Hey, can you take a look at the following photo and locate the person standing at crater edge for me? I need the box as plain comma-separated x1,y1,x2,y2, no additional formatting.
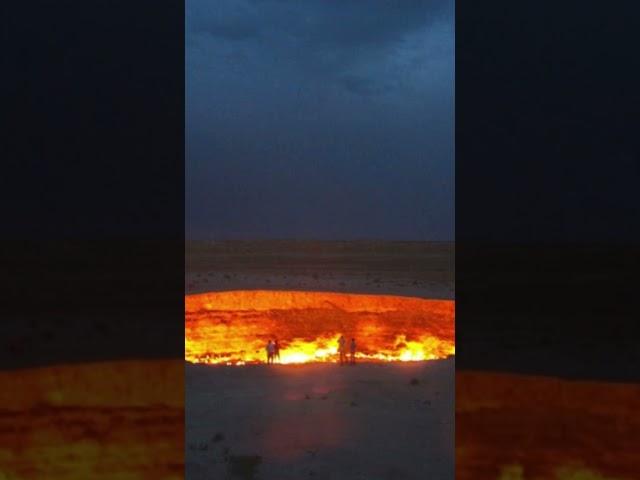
338,335,346,365
266,340,274,364
274,339,281,363
349,338,357,365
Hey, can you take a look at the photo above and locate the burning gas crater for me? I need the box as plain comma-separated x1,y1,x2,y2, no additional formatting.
185,290,455,365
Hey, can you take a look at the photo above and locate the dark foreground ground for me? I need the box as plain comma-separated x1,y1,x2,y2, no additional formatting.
186,359,454,480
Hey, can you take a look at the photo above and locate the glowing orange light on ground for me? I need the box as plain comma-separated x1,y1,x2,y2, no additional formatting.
185,290,455,365
0,360,184,480
456,372,640,480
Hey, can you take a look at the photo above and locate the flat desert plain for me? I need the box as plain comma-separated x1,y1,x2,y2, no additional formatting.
185,240,454,300
186,361,454,480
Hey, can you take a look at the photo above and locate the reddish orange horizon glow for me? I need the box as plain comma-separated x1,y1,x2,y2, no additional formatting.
185,290,455,365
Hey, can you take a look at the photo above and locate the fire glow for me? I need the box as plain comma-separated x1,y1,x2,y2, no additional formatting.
456,372,640,480
0,360,183,479
185,290,455,365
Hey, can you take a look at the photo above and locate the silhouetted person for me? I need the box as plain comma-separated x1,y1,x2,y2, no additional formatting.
274,339,281,363
266,340,274,364
349,338,356,365
338,335,346,365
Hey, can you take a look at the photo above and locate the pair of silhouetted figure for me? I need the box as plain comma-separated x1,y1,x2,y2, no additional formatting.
338,335,356,365
266,339,280,364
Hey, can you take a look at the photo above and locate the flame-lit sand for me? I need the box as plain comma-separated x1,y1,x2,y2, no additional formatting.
0,360,183,480
185,290,455,365
185,359,455,479
457,372,640,480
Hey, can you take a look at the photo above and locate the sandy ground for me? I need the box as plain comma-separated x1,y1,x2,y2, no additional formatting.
186,359,454,480
186,241,454,300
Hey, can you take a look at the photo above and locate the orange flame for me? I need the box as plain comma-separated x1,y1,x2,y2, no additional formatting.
185,290,455,365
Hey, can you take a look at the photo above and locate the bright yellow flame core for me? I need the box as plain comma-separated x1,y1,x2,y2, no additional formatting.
185,290,455,365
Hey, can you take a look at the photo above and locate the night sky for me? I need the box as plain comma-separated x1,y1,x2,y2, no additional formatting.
186,0,454,240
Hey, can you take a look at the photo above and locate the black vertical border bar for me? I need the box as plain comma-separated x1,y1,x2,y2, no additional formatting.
2,1,185,475
3,1,185,366
456,1,640,380
456,1,640,477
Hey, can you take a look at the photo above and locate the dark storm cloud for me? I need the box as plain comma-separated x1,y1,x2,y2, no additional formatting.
187,0,451,90
186,0,454,240
188,0,449,44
